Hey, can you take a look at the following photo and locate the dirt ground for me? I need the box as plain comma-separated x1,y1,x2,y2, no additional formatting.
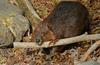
0,0,100,65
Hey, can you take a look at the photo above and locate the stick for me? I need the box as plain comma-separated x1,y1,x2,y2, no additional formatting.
23,0,42,21
13,34,100,48
81,40,100,61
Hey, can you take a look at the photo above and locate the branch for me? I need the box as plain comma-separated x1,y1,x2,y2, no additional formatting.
13,34,100,48
81,40,100,61
23,0,42,21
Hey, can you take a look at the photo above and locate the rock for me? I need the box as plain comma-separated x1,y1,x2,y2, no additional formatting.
0,0,30,48
77,60,100,65
10,15,29,42
0,0,22,16
0,23,14,47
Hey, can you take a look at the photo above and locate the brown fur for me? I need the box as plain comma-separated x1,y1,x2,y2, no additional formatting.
31,1,89,45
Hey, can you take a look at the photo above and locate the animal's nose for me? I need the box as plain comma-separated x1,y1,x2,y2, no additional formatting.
36,39,41,43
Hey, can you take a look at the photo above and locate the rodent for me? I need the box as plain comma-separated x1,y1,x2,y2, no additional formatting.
31,1,89,45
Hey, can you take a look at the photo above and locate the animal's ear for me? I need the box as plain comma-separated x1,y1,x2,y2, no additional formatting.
39,24,48,33
34,26,39,33
45,23,49,30
47,24,53,31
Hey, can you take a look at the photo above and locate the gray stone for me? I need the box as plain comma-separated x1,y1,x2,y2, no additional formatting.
0,0,22,17
0,0,29,48
0,21,14,47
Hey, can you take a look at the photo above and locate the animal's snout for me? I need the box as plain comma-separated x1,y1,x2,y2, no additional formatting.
36,38,41,43
35,35,43,45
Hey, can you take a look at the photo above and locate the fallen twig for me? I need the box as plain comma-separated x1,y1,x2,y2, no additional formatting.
81,40,100,61
14,34,100,48
23,0,42,21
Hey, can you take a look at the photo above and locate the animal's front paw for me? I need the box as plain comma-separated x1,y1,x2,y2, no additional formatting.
49,39,59,46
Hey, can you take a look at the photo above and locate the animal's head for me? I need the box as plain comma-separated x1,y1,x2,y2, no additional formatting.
33,23,50,45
